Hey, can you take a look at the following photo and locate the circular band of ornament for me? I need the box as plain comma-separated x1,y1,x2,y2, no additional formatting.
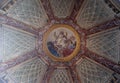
43,24,80,62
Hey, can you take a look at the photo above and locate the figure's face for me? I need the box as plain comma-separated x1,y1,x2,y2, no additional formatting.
59,34,63,38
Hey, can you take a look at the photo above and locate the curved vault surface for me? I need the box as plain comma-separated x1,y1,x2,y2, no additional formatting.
0,0,120,83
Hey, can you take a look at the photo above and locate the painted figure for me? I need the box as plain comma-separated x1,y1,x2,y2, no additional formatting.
47,42,60,57
47,30,76,57
54,31,67,49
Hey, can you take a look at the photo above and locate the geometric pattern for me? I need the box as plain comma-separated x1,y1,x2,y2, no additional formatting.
49,0,74,18
0,72,15,83
76,0,115,29
0,24,36,62
5,57,47,83
87,27,120,63
49,68,72,83
7,0,48,28
76,58,113,83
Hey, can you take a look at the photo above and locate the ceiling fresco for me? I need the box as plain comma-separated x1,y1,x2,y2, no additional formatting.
49,0,75,18
87,27,120,63
76,0,115,29
1,57,47,83
7,0,48,28
76,58,113,83
0,0,120,83
42,24,81,61
49,68,72,83
0,24,36,63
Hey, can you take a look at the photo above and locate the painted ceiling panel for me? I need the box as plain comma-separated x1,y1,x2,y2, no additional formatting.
2,57,47,83
76,58,114,83
49,0,74,18
7,0,48,28
76,0,115,29
49,68,72,83
87,27,120,63
0,24,36,62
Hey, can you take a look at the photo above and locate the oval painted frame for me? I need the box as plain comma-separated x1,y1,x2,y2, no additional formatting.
43,24,80,62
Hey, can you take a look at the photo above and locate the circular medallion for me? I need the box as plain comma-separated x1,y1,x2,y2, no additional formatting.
43,24,80,62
